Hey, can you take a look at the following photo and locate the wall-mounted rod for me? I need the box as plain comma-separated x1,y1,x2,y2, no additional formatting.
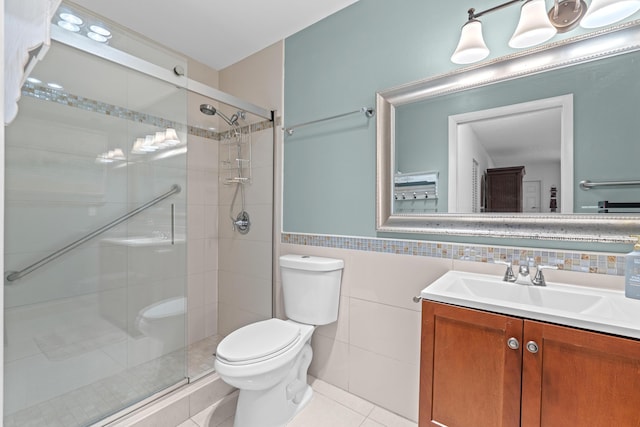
285,107,375,136
580,179,640,190
5,184,181,283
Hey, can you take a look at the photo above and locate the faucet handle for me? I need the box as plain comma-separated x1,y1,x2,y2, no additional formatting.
494,260,516,282
532,264,558,286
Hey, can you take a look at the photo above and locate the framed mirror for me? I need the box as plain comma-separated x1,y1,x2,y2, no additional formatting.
376,21,640,243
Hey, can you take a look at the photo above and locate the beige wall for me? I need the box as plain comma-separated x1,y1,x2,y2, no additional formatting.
219,41,284,113
185,41,284,342
216,41,283,334
186,59,219,344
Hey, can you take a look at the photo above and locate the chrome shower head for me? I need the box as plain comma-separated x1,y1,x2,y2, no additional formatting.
200,104,217,115
199,103,239,126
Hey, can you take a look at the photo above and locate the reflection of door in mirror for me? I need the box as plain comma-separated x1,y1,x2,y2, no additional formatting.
448,95,572,214
523,180,541,213
486,166,525,212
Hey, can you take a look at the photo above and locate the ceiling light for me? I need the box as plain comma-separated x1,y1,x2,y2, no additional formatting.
452,0,640,64
580,0,640,28
509,0,558,48
59,12,83,25
47,82,64,90
58,20,80,32
87,32,108,43
26,77,42,84
89,25,111,37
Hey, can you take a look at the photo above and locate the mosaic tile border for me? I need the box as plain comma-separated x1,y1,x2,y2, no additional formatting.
22,83,275,141
281,233,626,276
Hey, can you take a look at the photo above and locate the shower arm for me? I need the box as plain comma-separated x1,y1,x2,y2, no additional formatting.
5,184,181,283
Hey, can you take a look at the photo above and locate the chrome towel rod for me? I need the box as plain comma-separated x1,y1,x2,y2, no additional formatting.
580,179,640,190
5,184,181,283
285,107,375,135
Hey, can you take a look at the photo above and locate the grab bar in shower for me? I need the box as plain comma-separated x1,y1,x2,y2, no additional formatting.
5,184,181,283
580,179,640,190
284,107,375,135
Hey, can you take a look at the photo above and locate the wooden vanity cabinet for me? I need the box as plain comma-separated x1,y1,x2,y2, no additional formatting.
420,301,640,427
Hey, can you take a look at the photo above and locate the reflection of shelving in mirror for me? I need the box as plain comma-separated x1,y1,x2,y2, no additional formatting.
220,130,251,185
394,171,438,213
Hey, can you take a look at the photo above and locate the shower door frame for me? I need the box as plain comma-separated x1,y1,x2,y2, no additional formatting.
50,26,273,121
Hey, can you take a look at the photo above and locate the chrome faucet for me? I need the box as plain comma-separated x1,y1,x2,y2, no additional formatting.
496,260,558,286
513,262,532,285
531,264,558,286
494,260,516,283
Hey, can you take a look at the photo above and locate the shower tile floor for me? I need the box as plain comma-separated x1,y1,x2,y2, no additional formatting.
3,335,221,427
187,335,221,380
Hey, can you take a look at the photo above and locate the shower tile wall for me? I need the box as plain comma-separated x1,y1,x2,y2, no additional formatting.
217,128,274,335
186,134,219,344
216,43,281,336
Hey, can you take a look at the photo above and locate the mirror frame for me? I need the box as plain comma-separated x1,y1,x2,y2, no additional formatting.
376,20,640,244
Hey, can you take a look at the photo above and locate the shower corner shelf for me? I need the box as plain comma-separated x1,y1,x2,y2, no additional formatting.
221,131,252,185
224,176,251,185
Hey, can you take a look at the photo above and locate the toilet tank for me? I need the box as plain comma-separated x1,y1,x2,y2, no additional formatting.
280,255,344,325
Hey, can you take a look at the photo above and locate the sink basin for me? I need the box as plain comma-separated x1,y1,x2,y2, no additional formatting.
443,276,603,313
421,271,640,339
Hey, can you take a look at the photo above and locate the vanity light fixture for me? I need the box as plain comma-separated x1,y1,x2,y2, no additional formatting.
451,0,640,64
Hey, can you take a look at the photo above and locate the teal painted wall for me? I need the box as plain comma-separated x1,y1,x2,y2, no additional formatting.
283,0,639,250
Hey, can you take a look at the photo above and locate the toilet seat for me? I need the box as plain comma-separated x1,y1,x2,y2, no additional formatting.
217,319,301,365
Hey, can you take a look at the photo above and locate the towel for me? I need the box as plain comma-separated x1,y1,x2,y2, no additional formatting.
4,0,62,125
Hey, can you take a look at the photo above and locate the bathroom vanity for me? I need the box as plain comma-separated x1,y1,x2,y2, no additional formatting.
418,271,640,427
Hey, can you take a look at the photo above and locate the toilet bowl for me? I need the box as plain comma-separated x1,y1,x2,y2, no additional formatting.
136,296,186,354
215,255,344,427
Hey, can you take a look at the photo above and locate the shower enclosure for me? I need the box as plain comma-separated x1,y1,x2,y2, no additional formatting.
4,2,274,426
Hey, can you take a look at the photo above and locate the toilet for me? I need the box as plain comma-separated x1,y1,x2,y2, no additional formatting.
214,254,344,427
136,296,186,354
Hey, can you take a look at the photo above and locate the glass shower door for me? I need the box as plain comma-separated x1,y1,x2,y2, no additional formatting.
3,34,188,426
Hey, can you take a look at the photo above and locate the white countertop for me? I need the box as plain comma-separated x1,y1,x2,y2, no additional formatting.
421,270,640,340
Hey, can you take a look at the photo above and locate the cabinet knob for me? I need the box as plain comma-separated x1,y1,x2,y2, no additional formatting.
526,341,539,353
507,337,520,350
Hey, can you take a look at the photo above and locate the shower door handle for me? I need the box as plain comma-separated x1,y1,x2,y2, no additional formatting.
171,203,175,245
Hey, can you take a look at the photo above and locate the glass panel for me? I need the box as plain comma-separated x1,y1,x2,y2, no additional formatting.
3,34,187,427
185,91,275,380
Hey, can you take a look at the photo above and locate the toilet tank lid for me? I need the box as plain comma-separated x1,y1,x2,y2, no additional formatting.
280,255,344,271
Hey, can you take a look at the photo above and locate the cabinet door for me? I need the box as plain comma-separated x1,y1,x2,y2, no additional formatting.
522,320,640,427
420,302,523,427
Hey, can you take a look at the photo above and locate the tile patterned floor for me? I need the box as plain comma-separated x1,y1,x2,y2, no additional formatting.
180,377,418,427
